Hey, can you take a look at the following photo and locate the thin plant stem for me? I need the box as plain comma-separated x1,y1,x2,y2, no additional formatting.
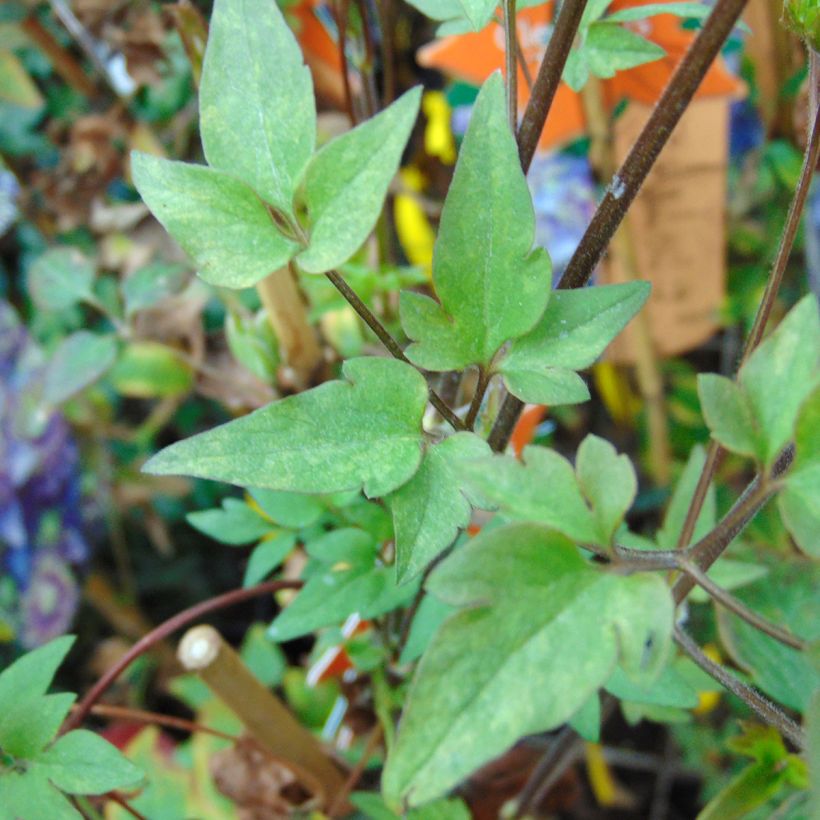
515,31,533,91
677,560,805,651
503,0,518,134
72,703,238,742
673,625,805,749
375,0,395,105
64,580,303,733
490,0,752,452
676,98,820,549
465,367,490,430
334,0,357,126
328,724,384,817
106,794,147,820
324,270,466,430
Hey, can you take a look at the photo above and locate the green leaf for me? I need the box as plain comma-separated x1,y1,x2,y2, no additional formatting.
562,48,590,92
739,294,820,466
656,445,716,549
131,153,298,289
605,660,699,709
399,594,455,665
297,87,421,274
576,435,636,545
0,635,75,714
584,23,666,79
808,688,820,820
122,262,188,316
389,432,491,583
400,73,551,371
0,49,43,108
687,559,769,604
459,445,597,543
109,341,194,398
0,769,81,820
382,523,673,806
455,0,497,30
0,692,75,759
43,332,118,405
497,283,650,406
243,532,297,587
248,488,324,529
568,693,601,742
28,248,96,311
187,498,273,545
697,374,758,459
269,529,417,642
198,0,315,216
225,310,280,382
778,387,820,557
350,792,471,819
605,2,713,23
32,729,143,795
403,0,463,22
240,623,286,687
144,357,427,498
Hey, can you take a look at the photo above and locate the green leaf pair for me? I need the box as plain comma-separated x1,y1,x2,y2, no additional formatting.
0,637,143,819
382,523,674,806
132,0,421,288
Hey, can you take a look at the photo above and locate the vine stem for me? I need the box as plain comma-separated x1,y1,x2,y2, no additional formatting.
676,93,820,549
63,579,303,734
327,724,384,817
465,367,490,430
490,0,752,452
503,0,518,134
324,270,466,431
673,625,805,749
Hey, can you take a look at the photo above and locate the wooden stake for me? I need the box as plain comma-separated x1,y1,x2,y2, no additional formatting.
177,624,347,808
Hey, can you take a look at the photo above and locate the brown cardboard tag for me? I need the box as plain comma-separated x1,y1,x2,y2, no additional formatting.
600,97,729,363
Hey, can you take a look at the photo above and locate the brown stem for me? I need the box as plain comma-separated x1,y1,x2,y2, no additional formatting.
673,625,804,749
489,0,752,452
677,95,820,548
465,367,490,430
324,270,465,430
71,703,238,741
63,580,303,733
334,0,357,126
106,793,147,820
503,0,518,134
21,16,97,97
327,724,384,817
375,0,395,106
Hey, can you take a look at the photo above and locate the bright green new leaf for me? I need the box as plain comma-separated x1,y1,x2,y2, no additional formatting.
109,341,194,399
738,293,820,466
297,87,422,274
32,729,143,795
455,0,498,30
576,435,636,545
122,262,188,316
198,0,315,215
0,769,81,820
28,248,96,312
243,533,297,587
584,22,666,79
44,332,118,405
0,692,75,759
269,529,417,641
0,635,75,712
656,445,716,549
401,73,551,371
187,498,273,545
778,386,820,557
497,283,650,406
389,432,491,583
131,153,298,289
403,0,462,22
382,524,673,805
459,445,597,543
241,623,287,687
225,310,280,382
697,374,758,458
144,357,427,498
249,488,324,529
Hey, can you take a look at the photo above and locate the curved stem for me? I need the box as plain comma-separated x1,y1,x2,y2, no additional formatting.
673,625,804,749
503,0,518,134
63,579,303,734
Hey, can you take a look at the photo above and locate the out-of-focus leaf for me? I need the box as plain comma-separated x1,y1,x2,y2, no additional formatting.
109,341,194,398
28,248,96,312
44,332,118,404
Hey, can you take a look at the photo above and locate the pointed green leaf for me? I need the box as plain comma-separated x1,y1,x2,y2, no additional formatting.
108,341,194,399
0,693,75,758
44,332,118,405
400,73,551,371
568,693,601,742
122,262,188,316
576,435,636,545
243,533,297,587
605,3,713,23
33,729,143,795
0,635,75,715
28,248,96,312
389,432,491,583
605,660,699,709
778,386,820,557
0,769,81,820
697,374,758,458
460,445,598,544
382,523,673,805
497,283,650,406
403,0,463,22
248,488,324,529
131,153,298,289
144,357,427,498
297,87,422,274
656,445,716,549
199,0,315,215
187,498,273,545
739,294,820,466
585,23,666,79
456,0,497,30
